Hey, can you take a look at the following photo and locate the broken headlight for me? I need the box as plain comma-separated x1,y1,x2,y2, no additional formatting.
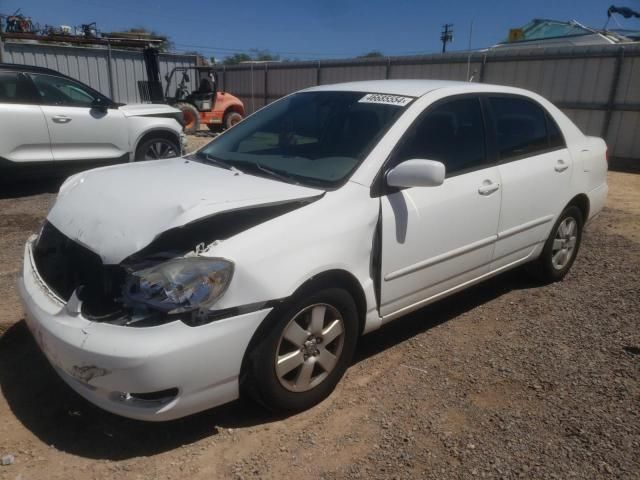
123,257,233,316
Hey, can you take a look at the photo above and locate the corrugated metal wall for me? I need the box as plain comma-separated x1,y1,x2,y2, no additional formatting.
218,44,640,160
3,42,198,104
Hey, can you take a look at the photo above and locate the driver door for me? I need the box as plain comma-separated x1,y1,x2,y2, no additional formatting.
29,73,129,163
379,96,502,318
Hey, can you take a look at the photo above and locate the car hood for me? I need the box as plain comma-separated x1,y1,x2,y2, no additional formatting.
118,103,181,117
47,158,323,264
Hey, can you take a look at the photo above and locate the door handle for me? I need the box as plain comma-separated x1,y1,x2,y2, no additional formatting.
478,182,500,196
52,115,71,123
554,159,569,172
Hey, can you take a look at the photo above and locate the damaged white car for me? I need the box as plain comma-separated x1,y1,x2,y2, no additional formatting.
19,80,608,421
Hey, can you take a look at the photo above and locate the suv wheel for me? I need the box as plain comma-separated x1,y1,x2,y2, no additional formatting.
135,137,180,161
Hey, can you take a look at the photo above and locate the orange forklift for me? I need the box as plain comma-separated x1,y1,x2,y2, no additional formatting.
164,66,245,133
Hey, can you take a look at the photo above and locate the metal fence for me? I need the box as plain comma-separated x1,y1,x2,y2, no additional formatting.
216,44,640,161
1,41,198,104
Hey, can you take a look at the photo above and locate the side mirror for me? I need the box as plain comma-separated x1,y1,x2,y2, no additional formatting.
386,159,445,188
91,97,109,111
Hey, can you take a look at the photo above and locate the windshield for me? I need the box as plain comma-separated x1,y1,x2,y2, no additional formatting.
195,91,412,188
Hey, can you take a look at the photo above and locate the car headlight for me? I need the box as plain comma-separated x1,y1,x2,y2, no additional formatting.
123,257,233,316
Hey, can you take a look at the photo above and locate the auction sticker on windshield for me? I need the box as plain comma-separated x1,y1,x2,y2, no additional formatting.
359,93,413,106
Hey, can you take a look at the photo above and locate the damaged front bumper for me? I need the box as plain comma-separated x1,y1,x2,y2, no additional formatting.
18,237,270,421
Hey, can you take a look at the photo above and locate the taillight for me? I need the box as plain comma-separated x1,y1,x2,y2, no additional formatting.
605,147,609,163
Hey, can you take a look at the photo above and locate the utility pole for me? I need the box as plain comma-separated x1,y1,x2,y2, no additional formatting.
441,24,453,53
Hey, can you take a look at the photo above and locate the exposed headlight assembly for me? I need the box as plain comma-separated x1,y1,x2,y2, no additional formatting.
123,257,233,321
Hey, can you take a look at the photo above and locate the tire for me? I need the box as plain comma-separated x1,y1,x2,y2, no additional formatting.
224,110,243,130
134,136,180,161
527,205,583,283
243,288,359,412
176,102,200,134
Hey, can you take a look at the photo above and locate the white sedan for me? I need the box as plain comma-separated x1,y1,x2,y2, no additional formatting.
18,80,608,421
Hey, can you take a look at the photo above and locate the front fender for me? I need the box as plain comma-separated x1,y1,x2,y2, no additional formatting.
127,117,184,158
205,182,379,326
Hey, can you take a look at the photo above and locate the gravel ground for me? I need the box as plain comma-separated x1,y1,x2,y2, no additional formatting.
0,154,638,479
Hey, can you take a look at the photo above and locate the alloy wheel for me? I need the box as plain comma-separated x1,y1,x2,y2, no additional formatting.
144,140,178,160
275,304,345,392
551,216,578,270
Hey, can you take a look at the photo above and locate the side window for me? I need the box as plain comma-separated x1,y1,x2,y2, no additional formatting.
30,74,98,107
488,96,549,159
546,113,566,149
0,72,37,104
394,97,486,176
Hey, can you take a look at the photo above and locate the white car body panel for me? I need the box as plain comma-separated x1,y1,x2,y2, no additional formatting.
41,105,130,162
18,79,609,420
49,158,323,264
379,165,502,317
0,103,53,163
492,147,573,270
118,103,184,117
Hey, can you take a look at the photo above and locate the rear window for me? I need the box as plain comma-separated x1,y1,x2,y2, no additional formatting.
0,72,36,104
488,96,549,159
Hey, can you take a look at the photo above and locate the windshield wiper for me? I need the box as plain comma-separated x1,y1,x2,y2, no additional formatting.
230,159,300,185
254,163,299,185
192,152,242,173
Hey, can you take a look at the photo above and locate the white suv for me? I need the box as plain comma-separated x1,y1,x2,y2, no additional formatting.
0,63,185,175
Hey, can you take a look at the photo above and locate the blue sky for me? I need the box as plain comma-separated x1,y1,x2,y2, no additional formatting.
1,0,637,60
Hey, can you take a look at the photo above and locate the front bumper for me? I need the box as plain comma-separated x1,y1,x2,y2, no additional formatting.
18,237,270,421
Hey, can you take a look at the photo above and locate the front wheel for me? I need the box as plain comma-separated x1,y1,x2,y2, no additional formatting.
134,136,180,161
528,205,583,282
243,288,358,412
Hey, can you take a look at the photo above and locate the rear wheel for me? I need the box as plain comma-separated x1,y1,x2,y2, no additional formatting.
134,136,180,161
176,102,200,134
243,288,358,412
224,110,242,130
528,205,583,282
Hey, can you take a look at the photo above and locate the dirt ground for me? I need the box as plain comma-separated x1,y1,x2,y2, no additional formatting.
0,155,638,479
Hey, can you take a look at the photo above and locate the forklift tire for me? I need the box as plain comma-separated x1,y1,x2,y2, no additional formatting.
177,102,200,134
224,111,243,130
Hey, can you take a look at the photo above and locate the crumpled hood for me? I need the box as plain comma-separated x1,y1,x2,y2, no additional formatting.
118,103,182,117
48,158,323,264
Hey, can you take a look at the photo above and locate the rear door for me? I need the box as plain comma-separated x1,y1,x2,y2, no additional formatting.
29,73,130,163
485,95,572,270
0,71,53,166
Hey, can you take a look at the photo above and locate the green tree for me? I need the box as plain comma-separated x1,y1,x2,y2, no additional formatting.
222,49,281,65
359,50,384,58
223,53,252,65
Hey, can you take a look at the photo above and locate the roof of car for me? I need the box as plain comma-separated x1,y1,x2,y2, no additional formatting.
0,63,64,76
303,79,475,97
